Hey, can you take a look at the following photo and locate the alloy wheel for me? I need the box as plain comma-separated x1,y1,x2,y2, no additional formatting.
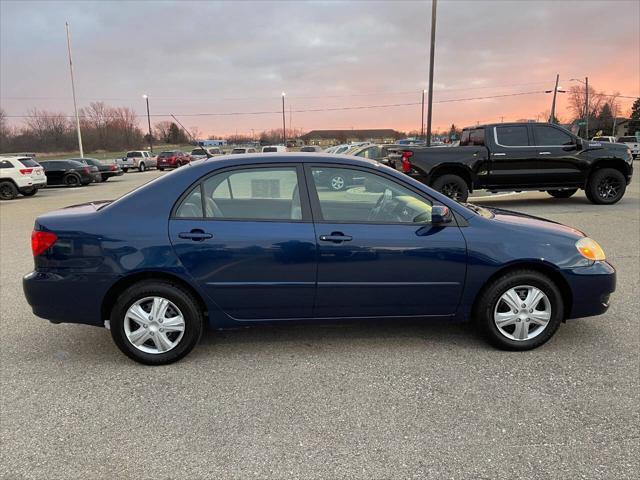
0,184,14,199
597,176,622,200
493,285,551,341
331,176,345,190
124,296,186,354
440,182,463,201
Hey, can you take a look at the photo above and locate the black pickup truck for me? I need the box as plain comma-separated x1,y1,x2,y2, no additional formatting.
390,122,634,204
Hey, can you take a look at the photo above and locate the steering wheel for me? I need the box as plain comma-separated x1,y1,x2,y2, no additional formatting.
368,189,393,221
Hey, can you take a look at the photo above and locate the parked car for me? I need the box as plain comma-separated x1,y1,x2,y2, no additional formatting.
390,122,634,204
117,151,157,172
261,145,288,153
299,146,323,152
0,156,47,200
39,160,98,187
156,150,191,171
617,136,639,159
230,147,257,154
349,144,404,165
74,158,123,182
591,136,616,143
23,154,616,364
190,147,224,160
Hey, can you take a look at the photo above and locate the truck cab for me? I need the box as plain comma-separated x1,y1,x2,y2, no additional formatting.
117,151,157,172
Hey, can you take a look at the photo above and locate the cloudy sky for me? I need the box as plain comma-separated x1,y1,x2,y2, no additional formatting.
1,0,639,137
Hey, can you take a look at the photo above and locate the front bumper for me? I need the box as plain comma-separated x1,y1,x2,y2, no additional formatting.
564,261,616,319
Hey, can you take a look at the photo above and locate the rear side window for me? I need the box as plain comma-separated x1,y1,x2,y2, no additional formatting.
495,126,529,146
0,160,13,168
533,126,573,146
175,186,204,218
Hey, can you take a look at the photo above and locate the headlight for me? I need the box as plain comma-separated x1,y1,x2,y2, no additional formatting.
576,237,606,261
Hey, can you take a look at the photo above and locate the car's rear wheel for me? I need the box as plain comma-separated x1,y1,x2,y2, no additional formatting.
0,181,18,200
139,162,146,172
547,189,577,199
110,281,203,365
64,174,80,187
475,270,563,350
20,187,38,197
122,168,129,173
586,168,626,204
431,174,469,202
158,167,165,171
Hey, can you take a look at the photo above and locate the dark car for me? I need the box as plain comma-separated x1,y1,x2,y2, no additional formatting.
390,122,634,204
156,150,191,171
73,158,123,182
24,155,615,365
39,160,98,187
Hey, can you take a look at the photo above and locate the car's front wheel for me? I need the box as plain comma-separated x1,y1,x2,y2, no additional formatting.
110,281,203,365
64,173,80,187
0,181,18,200
475,270,563,350
547,189,577,199
586,168,626,205
138,162,146,172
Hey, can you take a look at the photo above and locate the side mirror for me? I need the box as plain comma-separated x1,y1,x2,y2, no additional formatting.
574,138,583,150
431,205,452,225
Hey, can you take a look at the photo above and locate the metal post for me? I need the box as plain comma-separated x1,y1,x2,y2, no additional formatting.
281,92,286,145
549,74,559,124
425,0,437,147
585,77,589,139
420,90,425,139
144,95,153,152
65,22,83,157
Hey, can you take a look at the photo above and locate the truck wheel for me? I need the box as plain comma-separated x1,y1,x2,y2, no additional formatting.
0,181,18,200
20,187,38,197
586,168,626,205
431,174,469,202
547,189,577,199
122,168,129,173
138,162,146,172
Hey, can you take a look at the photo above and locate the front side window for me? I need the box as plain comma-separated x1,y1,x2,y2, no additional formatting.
495,126,529,146
533,125,574,146
175,167,302,220
310,167,432,223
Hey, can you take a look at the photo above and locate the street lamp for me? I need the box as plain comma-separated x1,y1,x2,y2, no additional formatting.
142,94,153,152
421,89,426,140
570,77,589,138
281,92,286,146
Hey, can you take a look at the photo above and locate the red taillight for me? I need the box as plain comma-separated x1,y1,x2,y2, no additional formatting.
83,167,91,173
401,151,413,173
31,230,58,256
19,168,34,175
109,165,117,171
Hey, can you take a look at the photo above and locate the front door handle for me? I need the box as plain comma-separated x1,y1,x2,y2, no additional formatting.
493,153,506,156
319,233,353,243
178,229,213,241
539,151,551,155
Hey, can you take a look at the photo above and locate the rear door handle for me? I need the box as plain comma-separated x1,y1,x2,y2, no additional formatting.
178,229,213,241
493,153,506,156
539,151,551,155
319,233,353,243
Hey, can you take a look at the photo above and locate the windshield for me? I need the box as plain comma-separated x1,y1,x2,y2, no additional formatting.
618,137,638,143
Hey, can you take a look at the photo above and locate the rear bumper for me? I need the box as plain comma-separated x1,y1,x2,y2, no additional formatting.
564,261,616,319
23,270,118,326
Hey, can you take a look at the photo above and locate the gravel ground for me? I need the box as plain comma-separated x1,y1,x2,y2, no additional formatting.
1,169,638,479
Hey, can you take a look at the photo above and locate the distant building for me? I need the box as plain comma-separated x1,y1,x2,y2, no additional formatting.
300,129,403,147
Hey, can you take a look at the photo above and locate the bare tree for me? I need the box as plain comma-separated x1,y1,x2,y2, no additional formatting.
567,85,605,121
154,121,173,143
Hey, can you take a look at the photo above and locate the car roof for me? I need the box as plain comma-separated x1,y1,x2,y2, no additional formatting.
0,155,35,161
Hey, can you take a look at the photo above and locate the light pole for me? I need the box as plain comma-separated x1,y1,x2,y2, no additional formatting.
281,92,286,145
545,74,565,124
65,22,83,157
425,0,437,147
142,94,153,152
570,77,589,138
420,89,426,140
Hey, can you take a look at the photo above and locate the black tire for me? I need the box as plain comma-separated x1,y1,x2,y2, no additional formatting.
64,174,81,187
0,181,18,200
158,167,165,171
138,162,146,172
20,187,38,197
475,270,563,351
122,168,129,173
431,174,469,202
101,175,109,182
586,168,626,205
547,189,577,199
109,281,203,365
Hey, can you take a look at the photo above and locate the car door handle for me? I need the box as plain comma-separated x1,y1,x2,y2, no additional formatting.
493,153,506,156
319,233,353,243
178,229,213,241
539,151,551,155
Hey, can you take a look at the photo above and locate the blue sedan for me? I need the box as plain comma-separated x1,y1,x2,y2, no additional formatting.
23,154,615,364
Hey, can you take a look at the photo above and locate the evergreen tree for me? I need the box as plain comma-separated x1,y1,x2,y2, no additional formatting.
631,98,640,120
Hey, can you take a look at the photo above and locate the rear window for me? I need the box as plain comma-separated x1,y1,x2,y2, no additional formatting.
592,137,611,142
127,152,142,158
618,136,638,143
231,148,245,154
263,147,277,153
495,126,529,146
19,158,39,167
469,128,485,146
159,151,176,157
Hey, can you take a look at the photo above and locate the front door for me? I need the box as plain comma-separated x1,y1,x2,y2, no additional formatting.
169,164,317,320
530,124,584,187
306,165,467,318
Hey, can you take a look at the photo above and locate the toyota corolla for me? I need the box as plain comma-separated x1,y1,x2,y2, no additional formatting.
23,154,615,364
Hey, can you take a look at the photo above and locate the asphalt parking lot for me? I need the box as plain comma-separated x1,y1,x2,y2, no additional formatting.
1,170,638,479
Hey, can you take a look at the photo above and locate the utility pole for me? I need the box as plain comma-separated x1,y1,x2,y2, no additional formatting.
585,77,589,139
420,89,426,139
281,92,286,145
65,22,83,157
549,74,559,124
142,95,153,152
425,0,437,147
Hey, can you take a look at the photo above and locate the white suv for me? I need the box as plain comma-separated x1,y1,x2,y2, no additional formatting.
0,156,47,200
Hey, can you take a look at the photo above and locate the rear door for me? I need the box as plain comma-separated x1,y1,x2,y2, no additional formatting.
169,164,317,320
42,161,64,184
306,165,467,318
